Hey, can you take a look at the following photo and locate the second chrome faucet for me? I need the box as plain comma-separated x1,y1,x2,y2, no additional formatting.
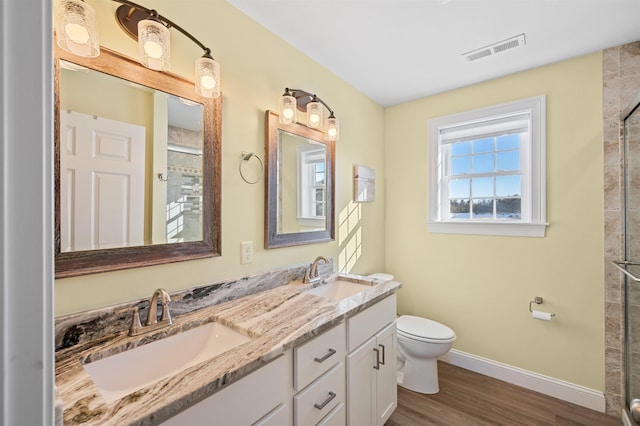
304,256,329,283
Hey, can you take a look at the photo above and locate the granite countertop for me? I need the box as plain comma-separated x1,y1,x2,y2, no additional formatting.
55,274,401,425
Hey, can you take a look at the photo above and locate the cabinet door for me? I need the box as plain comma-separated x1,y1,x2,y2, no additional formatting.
375,322,397,426
346,336,376,426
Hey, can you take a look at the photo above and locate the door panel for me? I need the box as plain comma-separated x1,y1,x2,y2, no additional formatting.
60,110,145,251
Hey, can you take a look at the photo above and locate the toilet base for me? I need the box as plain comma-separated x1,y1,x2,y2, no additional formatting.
398,357,440,394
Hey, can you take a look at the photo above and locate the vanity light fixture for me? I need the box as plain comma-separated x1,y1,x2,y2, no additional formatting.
279,88,340,141
136,10,170,71
55,0,100,58
114,0,221,98
54,0,221,98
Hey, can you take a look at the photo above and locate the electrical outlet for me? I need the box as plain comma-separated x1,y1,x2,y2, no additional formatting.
241,241,253,264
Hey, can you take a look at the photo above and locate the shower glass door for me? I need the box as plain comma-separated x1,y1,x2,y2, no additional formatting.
624,96,640,422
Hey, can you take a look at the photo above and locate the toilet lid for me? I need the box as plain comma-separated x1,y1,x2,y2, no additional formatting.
397,315,455,341
368,273,394,281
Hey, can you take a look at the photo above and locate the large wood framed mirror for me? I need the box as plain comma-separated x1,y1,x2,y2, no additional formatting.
54,46,221,278
265,110,335,248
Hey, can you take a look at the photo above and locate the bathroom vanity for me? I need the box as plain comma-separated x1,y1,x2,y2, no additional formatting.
54,271,400,425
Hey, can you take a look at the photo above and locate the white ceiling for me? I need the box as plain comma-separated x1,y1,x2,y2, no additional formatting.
227,0,640,107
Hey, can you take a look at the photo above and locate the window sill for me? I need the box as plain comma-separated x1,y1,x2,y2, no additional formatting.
427,221,548,237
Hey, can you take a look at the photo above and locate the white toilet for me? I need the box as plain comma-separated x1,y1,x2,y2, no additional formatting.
396,315,456,394
367,273,456,395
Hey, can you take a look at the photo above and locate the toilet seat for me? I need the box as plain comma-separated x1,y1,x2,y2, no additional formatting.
397,315,456,343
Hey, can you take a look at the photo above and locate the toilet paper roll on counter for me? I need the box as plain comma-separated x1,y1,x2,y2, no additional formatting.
532,310,553,321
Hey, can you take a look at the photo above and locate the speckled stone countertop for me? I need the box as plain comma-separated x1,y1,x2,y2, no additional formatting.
55,273,401,425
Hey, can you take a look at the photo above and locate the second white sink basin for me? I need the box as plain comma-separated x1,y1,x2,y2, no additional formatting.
83,322,252,403
304,280,371,301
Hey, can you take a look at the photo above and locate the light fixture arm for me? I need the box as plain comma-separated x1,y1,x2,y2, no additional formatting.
286,88,335,116
112,0,212,56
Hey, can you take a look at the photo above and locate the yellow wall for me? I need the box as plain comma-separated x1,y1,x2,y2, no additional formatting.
384,53,605,390
55,1,386,315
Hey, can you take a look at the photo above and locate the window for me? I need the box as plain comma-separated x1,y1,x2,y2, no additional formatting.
427,96,547,237
297,146,326,228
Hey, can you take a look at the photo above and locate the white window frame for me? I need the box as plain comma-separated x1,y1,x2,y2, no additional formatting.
427,96,547,237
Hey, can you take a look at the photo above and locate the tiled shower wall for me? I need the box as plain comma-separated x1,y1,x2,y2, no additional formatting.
603,41,640,416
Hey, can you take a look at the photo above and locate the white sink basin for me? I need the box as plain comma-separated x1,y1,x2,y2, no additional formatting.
83,322,252,403
304,280,371,301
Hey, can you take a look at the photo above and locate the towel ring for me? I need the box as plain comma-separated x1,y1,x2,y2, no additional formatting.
239,151,264,184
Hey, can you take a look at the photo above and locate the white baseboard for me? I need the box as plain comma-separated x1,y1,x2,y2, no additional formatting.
440,349,606,413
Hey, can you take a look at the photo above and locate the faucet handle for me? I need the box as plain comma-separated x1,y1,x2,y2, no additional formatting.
116,306,143,336
160,298,173,324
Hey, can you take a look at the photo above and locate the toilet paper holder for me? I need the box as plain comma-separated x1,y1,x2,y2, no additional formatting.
529,296,556,317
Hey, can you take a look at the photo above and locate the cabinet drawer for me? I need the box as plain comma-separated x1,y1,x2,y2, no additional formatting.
347,295,396,352
253,403,289,426
295,322,345,391
317,402,345,426
294,363,345,426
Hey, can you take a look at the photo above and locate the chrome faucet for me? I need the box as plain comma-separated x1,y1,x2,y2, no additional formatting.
123,288,173,336
304,256,329,283
146,288,172,326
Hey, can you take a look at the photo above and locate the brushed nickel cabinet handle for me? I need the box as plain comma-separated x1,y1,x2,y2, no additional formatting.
373,348,380,370
379,344,386,365
314,391,336,410
314,348,337,363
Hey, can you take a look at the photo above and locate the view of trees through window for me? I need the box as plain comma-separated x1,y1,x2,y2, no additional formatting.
447,133,522,220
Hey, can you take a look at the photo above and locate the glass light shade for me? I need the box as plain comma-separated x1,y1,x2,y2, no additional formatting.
326,116,340,141
195,56,220,98
138,18,170,71
279,94,297,125
307,101,323,129
55,0,100,58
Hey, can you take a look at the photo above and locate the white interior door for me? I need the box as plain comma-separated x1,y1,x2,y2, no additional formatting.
60,110,146,251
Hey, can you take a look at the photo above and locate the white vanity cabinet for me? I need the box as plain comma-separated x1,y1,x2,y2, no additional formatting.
294,322,346,425
161,351,293,426
158,294,398,426
346,295,397,426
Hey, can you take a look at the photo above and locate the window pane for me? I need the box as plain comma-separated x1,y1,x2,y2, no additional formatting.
315,203,324,216
315,188,325,202
473,153,494,173
497,134,520,150
451,156,471,175
472,177,493,198
496,175,521,197
449,178,469,198
315,173,325,185
497,198,521,219
316,162,325,172
449,199,470,218
451,141,471,155
473,138,494,153
497,150,520,171
472,198,493,218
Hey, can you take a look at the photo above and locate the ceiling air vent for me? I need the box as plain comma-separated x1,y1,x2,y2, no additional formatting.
462,33,526,62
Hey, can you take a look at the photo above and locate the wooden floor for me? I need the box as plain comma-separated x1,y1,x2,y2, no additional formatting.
385,362,621,426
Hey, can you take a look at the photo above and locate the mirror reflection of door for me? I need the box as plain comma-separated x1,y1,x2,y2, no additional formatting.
277,129,327,234
60,110,145,251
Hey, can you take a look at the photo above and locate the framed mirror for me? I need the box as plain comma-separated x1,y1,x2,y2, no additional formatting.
54,45,221,278
265,110,335,248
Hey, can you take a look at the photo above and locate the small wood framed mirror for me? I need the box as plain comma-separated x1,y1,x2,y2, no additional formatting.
265,110,335,248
